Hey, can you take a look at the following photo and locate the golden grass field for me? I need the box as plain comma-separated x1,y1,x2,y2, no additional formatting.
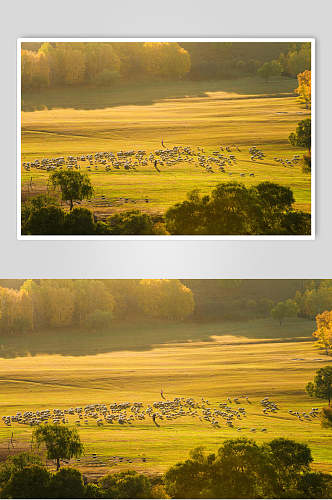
0,318,330,478
21,78,311,218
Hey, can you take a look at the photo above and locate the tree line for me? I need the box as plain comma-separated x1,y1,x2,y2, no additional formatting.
0,280,194,335
21,41,311,90
0,435,331,498
3,279,329,332
21,42,191,90
270,280,332,327
21,181,311,237
21,180,310,237
182,41,311,81
4,278,332,337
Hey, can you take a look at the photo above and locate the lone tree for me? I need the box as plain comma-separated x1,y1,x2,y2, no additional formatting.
306,366,332,406
289,118,311,153
33,424,84,470
271,299,299,326
50,171,93,211
295,70,311,109
313,310,332,356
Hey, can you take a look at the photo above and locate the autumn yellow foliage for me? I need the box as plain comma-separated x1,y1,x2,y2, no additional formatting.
313,310,332,355
295,70,311,109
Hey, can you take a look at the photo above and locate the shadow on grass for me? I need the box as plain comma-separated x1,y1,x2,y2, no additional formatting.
0,318,314,359
21,77,297,112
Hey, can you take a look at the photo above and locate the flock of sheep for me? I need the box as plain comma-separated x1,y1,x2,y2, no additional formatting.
22,144,302,178
1,394,320,433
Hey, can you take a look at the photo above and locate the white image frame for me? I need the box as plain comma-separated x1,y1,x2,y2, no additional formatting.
17,37,315,240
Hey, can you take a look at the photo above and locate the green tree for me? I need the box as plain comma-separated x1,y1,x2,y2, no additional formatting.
164,447,215,499
48,467,85,498
289,118,311,152
24,205,65,235
165,182,307,236
21,194,60,233
84,482,104,498
306,366,332,406
213,438,274,498
303,152,311,173
268,438,312,497
99,279,142,319
256,182,295,233
84,310,114,331
0,286,34,335
107,210,155,235
0,452,42,490
64,207,97,235
95,68,121,86
164,439,273,499
286,44,311,77
99,470,153,499
256,182,294,215
207,182,262,235
71,280,115,326
165,189,208,235
296,286,332,319
279,211,311,235
296,472,332,499
271,299,299,326
85,43,121,84
2,465,51,499
257,60,282,81
321,407,332,428
50,171,93,211
33,424,84,470
164,438,322,499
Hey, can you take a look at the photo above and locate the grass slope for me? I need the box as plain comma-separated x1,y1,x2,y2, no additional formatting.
0,318,330,476
21,78,311,217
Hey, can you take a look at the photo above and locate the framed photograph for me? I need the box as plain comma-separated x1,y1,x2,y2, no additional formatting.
18,38,315,239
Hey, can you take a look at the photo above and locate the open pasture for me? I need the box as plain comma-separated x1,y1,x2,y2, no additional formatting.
0,319,329,476
21,78,311,217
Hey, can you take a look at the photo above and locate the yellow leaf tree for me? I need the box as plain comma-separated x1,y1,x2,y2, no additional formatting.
0,286,33,333
138,280,194,320
313,310,332,355
295,70,311,109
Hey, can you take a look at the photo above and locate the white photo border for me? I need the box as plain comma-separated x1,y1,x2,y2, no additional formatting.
17,37,316,241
